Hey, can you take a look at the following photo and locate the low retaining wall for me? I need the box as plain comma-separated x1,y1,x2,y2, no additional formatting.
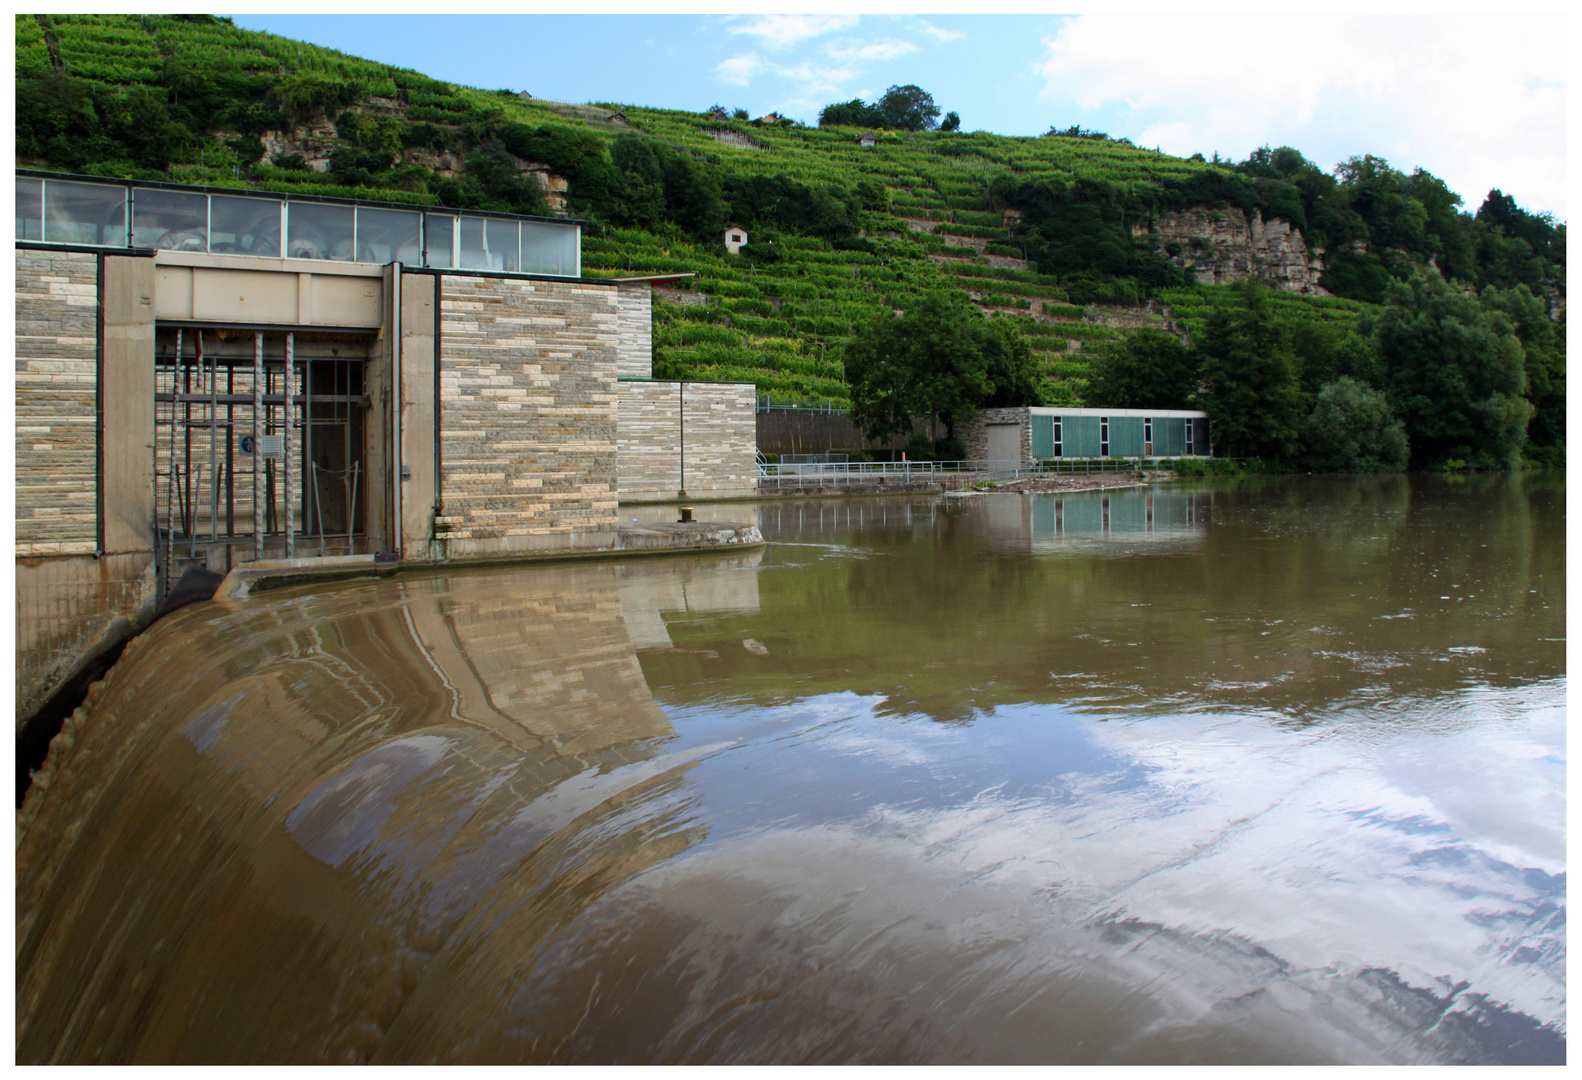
215,522,764,599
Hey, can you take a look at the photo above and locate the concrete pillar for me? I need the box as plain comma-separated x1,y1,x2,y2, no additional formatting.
399,273,437,559
100,256,156,555
364,272,394,553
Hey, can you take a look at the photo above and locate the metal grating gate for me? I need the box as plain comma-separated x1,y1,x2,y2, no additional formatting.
154,326,371,592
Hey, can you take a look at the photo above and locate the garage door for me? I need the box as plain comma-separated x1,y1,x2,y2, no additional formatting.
987,424,1022,463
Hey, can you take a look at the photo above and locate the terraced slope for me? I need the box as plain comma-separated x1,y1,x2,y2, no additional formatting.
18,13,1377,405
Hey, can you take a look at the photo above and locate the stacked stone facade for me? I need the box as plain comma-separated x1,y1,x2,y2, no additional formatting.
437,276,621,547
16,251,98,556
618,381,757,500
613,285,653,377
959,407,1032,463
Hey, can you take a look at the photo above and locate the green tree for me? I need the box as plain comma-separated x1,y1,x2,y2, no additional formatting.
1195,279,1305,461
845,293,1041,448
818,98,881,128
875,85,940,131
608,133,665,229
658,146,726,240
1479,283,1563,463
1086,329,1199,409
981,317,1045,409
939,111,961,132
1374,273,1533,469
1300,377,1408,472
457,144,549,215
272,71,362,124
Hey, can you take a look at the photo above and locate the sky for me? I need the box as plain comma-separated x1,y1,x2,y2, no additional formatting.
228,12,1568,219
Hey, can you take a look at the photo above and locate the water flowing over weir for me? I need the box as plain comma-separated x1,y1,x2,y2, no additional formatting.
15,478,1567,1065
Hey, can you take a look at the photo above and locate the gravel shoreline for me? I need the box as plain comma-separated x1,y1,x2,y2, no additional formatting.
979,473,1170,493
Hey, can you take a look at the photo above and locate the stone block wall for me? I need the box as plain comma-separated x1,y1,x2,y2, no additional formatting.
959,407,1030,462
437,276,620,551
614,285,652,378
618,381,757,500
15,250,159,731
16,250,98,556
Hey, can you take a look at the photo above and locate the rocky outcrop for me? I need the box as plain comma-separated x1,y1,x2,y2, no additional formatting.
1138,208,1329,295
252,121,340,172
234,116,571,216
400,145,463,179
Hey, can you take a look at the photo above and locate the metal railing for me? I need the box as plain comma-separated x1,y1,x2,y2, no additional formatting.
756,395,849,414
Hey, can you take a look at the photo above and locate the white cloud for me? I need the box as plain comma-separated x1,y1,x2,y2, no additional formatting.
773,61,860,100
714,53,764,87
826,38,918,64
1038,14,1567,215
729,14,859,50
915,20,965,42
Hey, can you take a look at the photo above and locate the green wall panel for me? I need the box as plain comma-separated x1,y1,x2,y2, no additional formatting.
1156,417,1187,456
1062,415,1101,457
1032,414,1055,458
1111,416,1145,457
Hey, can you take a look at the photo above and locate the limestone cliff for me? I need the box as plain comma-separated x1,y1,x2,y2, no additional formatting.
1136,208,1329,296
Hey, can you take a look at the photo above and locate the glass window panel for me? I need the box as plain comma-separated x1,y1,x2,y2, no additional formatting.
287,201,355,261
521,221,578,276
356,206,421,264
43,179,127,246
16,176,43,240
487,217,520,272
424,213,454,267
210,194,282,256
132,188,208,250
458,215,492,269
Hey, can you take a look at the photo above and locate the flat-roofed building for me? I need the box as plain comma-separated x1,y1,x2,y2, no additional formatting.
961,406,1211,463
13,169,756,730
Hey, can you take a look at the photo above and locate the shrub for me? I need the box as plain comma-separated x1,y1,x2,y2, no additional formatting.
1300,377,1409,471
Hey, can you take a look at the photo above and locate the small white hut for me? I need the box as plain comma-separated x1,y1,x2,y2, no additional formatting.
722,226,748,254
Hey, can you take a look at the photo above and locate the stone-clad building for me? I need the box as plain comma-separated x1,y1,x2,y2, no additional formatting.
14,169,757,731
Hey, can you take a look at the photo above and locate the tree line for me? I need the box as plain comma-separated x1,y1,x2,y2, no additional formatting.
847,272,1563,471
1086,275,1563,471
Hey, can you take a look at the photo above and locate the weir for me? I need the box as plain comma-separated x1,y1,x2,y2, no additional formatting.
15,553,758,1062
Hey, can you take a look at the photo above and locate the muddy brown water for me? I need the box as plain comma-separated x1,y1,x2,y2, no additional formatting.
16,475,1564,1064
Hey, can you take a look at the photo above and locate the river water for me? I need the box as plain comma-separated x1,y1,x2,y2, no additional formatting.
16,475,1564,1064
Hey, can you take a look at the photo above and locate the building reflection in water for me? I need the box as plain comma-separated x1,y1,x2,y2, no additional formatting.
980,489,1211,553
616,550,764,651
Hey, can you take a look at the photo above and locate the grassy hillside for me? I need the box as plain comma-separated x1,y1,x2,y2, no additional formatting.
16,14,1559,412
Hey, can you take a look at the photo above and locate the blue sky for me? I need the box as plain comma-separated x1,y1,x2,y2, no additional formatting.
229,13,1567,219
